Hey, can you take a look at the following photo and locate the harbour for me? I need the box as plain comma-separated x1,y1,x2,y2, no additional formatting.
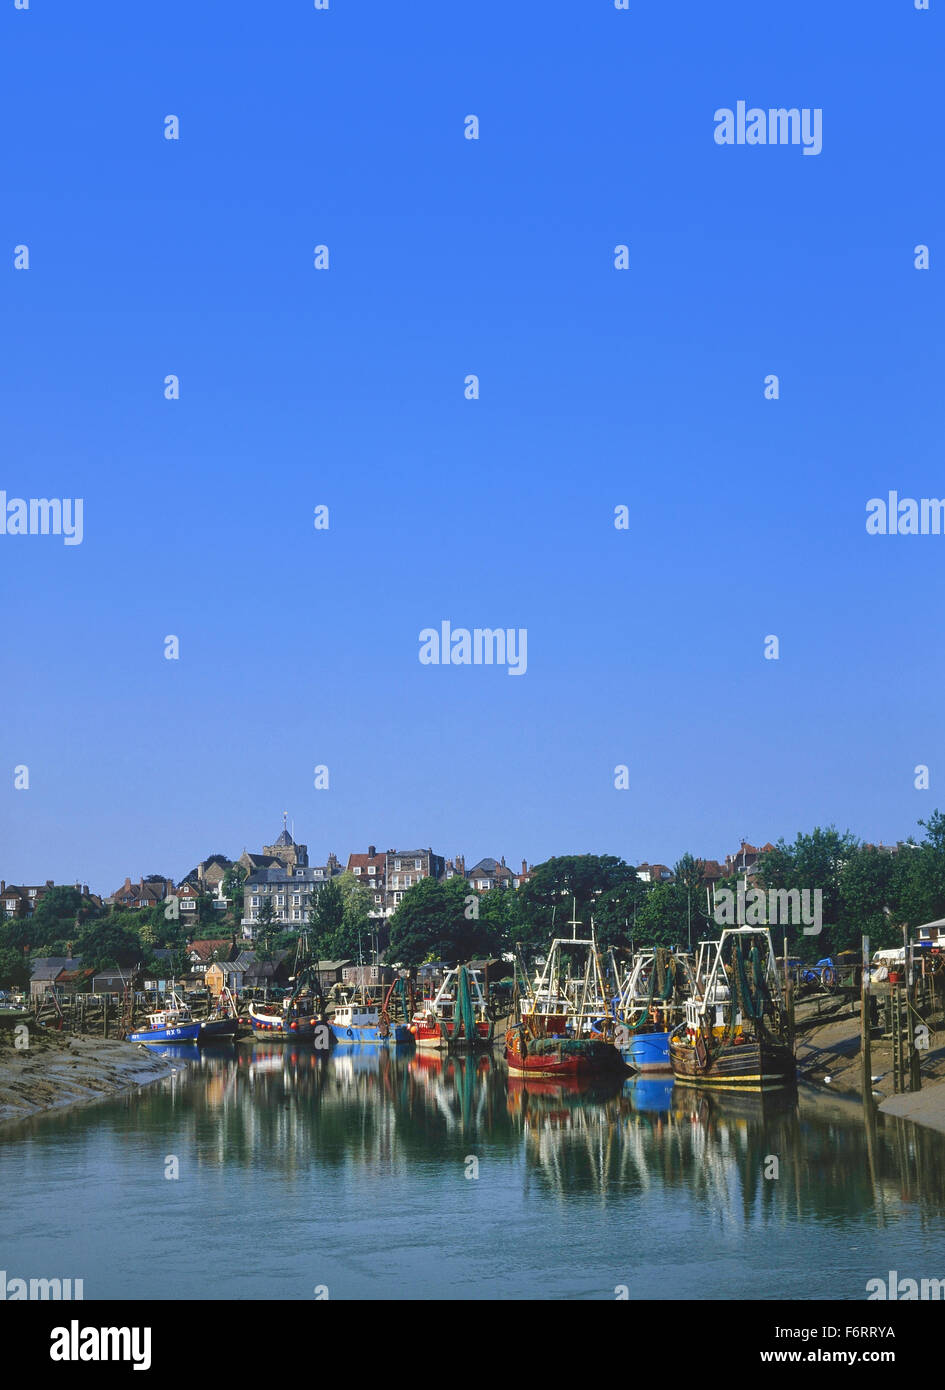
2,1042,945,1303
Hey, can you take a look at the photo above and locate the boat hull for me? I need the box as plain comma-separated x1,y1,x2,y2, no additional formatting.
410,1021,493,1050
670,1033,795,1091
619,1029,672,1073
330,1022,412,1045
505,1028,625,1080
200,1017,240,1041
128,1022,202,1044
248,1006,323,1041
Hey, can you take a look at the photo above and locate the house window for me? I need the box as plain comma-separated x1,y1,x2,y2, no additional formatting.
292,895,300,905
414,859,421,870
28,888,37,897
367,866,376,876
374,894,382,904
353,866,361,875
404,876,413,888
394,859,402,870
292,911,301,921
251,897,259,907
315,870,323,878
276,896,285,906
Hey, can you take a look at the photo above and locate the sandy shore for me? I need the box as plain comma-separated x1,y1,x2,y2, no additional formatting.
0,1024,174,1127
793,995,945,1133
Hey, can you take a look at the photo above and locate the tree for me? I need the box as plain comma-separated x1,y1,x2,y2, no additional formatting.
221,864,247,925
0,917,36,955
387,877,503,967
592,879,649,949
755,827,859,953
632,882,692,947
0,946,30,989
255,899,276,956
74,919,143,974
474,882,523,953
308,879,346,958
29,887,89,945
517,854,638,953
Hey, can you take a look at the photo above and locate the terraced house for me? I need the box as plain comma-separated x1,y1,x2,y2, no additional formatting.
385,848,445,913
241,857,342,938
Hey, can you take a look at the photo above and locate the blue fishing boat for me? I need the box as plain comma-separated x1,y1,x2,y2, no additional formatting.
614,948,697,1072
128,994,239,1046
329,993,412,1046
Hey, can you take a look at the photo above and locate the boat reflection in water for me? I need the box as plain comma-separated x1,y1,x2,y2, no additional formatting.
124,1046,945,1237
8,1039,945,1302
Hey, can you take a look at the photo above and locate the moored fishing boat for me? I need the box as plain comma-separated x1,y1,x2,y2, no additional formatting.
669,927,795,1091
409,965,494,1050
506,911,624,1077
504,1023,625,1078
248,965,326,1041
614,948,696,1072
329,990,412,1045
128,992,239,1045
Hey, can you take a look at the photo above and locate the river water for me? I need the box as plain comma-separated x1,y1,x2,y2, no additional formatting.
1,1043,943,1301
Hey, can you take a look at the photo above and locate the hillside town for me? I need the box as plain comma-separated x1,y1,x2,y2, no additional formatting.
3,815,937,1008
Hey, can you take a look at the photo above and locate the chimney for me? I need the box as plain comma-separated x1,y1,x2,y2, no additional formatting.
521,859,527,876
368,845,376,857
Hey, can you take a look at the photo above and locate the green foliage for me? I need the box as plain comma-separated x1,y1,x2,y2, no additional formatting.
308,879,345,955
754,824,934,955
517,854,638,952
221,864,247,922
29,886,86,939
0,917,36,955
631,882,693,947
387,877,504,967
592,880,649,949
74,918,143,974
0,946,30,989
254,899,277,955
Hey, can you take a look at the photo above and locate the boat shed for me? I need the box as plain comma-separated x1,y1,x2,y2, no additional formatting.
29,958,83,1001
90,972,134,996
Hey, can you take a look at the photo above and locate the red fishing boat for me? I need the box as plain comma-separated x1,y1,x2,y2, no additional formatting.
504,1022,625,1079
409,966,494,1050
505,909,624,1078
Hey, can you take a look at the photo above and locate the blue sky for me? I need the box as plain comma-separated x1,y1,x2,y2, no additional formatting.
1,1,943,892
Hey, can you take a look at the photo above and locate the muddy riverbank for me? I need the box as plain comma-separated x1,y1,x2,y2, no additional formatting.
0,1022,174,1126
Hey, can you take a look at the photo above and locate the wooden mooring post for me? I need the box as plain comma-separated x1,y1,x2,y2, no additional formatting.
860,934,872,1099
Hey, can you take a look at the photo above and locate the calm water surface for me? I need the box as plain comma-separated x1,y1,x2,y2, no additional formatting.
1,1044,943,1301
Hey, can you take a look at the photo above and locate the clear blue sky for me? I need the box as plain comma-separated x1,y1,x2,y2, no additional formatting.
2,1,943,894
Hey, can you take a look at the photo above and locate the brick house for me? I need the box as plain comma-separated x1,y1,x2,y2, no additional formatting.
109,876,175,909
385,849,445,913
345,847,387,918
466,857,517,892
